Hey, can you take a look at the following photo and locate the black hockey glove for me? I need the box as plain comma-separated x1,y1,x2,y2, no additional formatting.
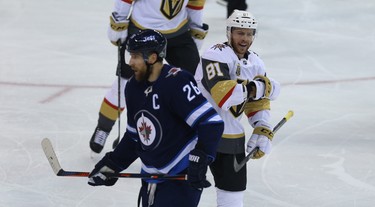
188,149,212,190
88,152,120,186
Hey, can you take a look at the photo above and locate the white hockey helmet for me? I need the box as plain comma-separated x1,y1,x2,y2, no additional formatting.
226,10,258,44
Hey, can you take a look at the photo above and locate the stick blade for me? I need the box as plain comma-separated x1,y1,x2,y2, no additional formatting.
41,138,63,175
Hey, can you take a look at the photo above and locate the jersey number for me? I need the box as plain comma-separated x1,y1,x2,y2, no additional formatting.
183,81,201,101
206,62,224,80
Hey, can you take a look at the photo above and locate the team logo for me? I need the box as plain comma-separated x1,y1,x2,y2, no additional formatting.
135,110,163,150
236,63,241,76
160,0,184,20
229,102,246,118
144,86,153,97
166,67,181,77
212,43,226,51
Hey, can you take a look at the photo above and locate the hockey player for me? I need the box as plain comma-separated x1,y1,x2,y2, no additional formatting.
216,0,247,18
88,30,224,207
226,0,247,18
194,10,281,206
89,0,209,153
109,0,209,72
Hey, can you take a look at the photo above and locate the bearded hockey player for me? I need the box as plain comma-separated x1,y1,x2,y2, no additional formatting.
88,30,224,207
89,0,209,153
194,10,281,207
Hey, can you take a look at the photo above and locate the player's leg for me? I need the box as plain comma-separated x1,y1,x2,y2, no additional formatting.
227,0,248,18
140,179,202,207
165,31,200,75
210,152,247,207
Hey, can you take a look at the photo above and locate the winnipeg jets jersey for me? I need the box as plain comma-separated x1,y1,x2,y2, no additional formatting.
194,43,280,154
112,65,223,176
115,0,205,38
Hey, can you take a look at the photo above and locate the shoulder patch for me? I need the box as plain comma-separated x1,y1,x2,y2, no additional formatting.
211,43,228,51
165,67,182,78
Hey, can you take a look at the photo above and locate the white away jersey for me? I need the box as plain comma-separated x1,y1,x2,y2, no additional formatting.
195,43,274,154
115,0,205,37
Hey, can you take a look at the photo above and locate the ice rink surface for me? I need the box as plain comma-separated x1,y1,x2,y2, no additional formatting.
1,0,375,206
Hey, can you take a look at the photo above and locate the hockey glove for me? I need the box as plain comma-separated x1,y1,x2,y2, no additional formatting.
188,149,212,190
246,122,273,159
190,23,209,50
88,152,120,186
107,12,129,46
89,126,110,154
243,80,256,100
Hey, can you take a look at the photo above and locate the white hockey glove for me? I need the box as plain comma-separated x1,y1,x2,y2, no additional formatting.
190,23,209,50
246,122,273,159
107,12,129,46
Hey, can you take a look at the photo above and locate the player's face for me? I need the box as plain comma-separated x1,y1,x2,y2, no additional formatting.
230,28,255,58
129,52,147,81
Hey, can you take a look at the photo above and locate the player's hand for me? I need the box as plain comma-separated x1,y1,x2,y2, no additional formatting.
107,12,129,46
188,149,211,190
244,80,256,100
88,152,119,186
190,23,209,50
246,122,273,159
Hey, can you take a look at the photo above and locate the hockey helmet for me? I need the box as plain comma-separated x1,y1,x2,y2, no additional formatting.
226,10,257,44
127,29,167,61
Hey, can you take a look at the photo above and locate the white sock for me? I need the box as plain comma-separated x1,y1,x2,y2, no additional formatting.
216,188,244,207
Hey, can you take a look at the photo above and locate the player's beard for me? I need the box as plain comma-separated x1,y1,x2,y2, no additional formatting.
135,65,152,82
233,41,251,58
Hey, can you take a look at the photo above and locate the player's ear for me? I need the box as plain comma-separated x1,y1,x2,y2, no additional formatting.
147,52,158,64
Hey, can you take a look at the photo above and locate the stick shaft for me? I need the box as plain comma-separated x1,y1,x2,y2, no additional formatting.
57,169,187,180
233,110,294,172
42,138,186,180
273,110,294,133
112,43,122,149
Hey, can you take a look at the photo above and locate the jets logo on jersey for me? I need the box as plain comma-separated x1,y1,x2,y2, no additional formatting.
166,67,181,77
160,0,184,20
139,119,152,144
135,110,163,150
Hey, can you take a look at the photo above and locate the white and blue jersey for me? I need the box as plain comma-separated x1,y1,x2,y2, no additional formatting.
111,64,223,177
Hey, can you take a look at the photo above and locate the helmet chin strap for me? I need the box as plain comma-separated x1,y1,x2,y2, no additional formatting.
143,58,157,82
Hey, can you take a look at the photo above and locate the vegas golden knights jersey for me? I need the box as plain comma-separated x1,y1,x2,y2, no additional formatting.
195,43,279,154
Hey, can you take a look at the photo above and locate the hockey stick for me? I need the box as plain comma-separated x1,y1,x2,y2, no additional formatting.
112,1,136,149
42,138,187,180
233,110,294,172
112,42,122,149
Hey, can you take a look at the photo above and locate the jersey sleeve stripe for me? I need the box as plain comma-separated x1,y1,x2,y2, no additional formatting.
141,137,197,174
187,0,205,10
207,114,223,123
126,124,137,134
217,86,235,108
185,101,212,127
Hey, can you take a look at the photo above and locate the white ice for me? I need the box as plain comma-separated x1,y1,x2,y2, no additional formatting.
1,0,375,206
